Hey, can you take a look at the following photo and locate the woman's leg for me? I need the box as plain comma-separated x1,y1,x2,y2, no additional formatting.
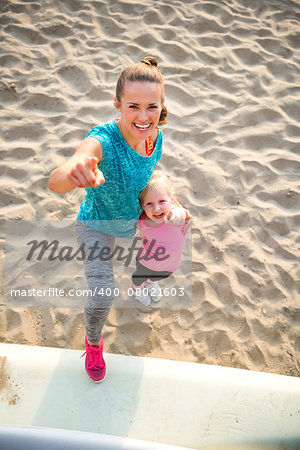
75,219,116,344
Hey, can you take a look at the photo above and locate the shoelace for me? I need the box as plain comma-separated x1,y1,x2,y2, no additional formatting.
81,347,104,369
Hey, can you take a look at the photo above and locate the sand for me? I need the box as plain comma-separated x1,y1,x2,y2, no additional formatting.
0,0,299,377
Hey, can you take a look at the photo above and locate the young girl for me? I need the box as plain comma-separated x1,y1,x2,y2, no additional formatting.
49,57,170,383
131,171,190,306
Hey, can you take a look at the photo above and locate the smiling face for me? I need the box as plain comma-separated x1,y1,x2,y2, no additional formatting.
142,188,174,223
114,80,163,148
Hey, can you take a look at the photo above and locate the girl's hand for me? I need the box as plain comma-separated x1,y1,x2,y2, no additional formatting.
67,156,105,188
165,207,192,235
164,206,186,225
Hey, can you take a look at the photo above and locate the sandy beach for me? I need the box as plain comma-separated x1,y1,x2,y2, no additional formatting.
0,0,299,377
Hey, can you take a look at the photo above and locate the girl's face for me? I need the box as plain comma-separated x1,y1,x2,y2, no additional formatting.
114,81,163,145
143,188,174,223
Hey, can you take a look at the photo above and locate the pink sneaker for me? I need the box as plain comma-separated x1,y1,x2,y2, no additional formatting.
81,336,106,383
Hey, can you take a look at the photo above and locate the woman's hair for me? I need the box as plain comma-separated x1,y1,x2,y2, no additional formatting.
139,170,174,207
116,56,167,126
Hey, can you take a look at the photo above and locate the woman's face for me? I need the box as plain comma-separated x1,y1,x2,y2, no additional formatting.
115,81,163,145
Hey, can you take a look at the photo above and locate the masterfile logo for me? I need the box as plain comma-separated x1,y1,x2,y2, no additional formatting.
4,219,192,309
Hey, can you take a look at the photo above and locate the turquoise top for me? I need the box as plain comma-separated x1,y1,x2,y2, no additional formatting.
77,119,163,237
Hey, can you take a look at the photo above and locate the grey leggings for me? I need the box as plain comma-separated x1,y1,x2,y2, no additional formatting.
75,219,116,344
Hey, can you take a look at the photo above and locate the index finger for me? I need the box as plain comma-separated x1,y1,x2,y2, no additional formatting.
86,156,99,170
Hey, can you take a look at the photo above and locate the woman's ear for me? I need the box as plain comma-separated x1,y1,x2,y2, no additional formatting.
114,96,121,111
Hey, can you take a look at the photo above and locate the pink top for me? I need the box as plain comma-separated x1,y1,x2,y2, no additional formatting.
138,213,186,272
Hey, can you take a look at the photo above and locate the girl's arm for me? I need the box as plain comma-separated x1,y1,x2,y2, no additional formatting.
136,220,146,242
48,137,104,194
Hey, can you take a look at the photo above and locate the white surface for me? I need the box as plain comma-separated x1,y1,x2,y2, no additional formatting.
0,425,187,450
0,343,300,449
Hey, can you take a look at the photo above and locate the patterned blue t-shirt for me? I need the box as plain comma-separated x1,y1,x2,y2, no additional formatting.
77,119,163,237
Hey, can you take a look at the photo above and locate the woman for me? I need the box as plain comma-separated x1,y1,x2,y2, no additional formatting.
49,57,167,382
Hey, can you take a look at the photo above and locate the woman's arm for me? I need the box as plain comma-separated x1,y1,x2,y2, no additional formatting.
48,137,104,193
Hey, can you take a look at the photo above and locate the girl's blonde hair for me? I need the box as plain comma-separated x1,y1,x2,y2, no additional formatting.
139,171,175,207
116,56,167,126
